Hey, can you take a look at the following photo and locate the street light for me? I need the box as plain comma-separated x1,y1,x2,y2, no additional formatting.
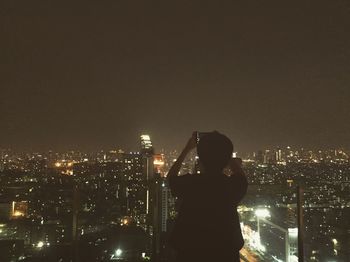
115,249,122,257
36,241,44,248
255,208,271,218
255,208,270,235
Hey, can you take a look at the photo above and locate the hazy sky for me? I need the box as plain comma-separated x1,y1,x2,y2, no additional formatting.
1,1,349,152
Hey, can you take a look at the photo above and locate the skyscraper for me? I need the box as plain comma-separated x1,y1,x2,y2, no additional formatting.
140,135,154,215
140,135,154,156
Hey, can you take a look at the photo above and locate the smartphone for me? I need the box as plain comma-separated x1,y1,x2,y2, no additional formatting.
196,132,211,144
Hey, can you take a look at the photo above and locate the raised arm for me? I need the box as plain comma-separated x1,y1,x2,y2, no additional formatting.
167,132,197,194
168,133,197,178
228,158,248,204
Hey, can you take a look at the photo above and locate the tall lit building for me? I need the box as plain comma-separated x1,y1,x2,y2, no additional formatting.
160,182,169,233
119,152,144,219
275,148,282,163
140,135,154,156
140,135,155,215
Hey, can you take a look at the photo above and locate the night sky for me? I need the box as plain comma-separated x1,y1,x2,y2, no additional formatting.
1,1,350,152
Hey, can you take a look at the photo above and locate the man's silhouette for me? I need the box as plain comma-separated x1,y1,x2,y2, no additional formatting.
167,131,247,262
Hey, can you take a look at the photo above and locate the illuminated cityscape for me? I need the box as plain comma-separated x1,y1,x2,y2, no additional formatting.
1,1,349,261
0,139,349,261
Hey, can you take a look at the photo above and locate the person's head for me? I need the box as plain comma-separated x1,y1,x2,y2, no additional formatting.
197,131,233,173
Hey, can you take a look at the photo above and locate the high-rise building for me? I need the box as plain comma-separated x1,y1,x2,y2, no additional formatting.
160,182,169,233
140,135,154,156
140,135,155,215
275,148,282,162
119,152,144,219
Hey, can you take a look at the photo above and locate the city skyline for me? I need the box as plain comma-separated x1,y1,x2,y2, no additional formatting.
0,137,349,261
1,1,350,152
1,2,350,260
1,142,349,157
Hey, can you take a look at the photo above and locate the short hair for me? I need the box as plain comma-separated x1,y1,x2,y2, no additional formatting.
197,131,233,171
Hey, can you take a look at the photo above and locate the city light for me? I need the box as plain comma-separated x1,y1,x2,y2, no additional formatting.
255,208,271,218
12,211,24,217
250,231,266,252
11,201,28,218
115,249,122,257
0,141,349,262
153,159,165,166
36,241,44,248
141,135,153,150
120,217,131,226
288,228,298,237
140,135,150,140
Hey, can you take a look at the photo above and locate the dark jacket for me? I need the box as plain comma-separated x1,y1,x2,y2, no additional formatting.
168,172,248,251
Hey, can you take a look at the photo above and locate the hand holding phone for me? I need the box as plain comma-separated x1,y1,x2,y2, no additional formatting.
196,131,211,144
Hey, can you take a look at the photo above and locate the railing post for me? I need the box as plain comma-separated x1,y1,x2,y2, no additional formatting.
297,185,304,262
72,184,79,262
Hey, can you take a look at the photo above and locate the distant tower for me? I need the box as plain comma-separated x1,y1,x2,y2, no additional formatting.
140,135,162,260
140,135,155,216
275,148,282,162
264,150,270,164
140,135,154,157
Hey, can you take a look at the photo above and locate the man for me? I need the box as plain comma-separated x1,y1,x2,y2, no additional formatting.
168,131,247,262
